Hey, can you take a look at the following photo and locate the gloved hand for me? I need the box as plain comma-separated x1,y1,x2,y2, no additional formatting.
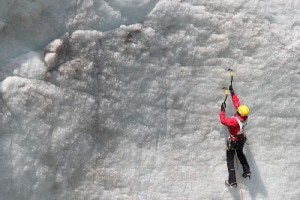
221,102,226,111
229,85,235,95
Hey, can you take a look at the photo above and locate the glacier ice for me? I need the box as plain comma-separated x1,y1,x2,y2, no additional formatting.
0,0,299,200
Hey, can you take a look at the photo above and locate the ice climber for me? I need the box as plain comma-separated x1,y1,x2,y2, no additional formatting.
219,85,251,188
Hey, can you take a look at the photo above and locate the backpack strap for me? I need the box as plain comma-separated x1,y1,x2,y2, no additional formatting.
234,116,247,135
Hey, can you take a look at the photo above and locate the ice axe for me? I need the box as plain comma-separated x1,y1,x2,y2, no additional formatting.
228,68,234,87
222,87,229,104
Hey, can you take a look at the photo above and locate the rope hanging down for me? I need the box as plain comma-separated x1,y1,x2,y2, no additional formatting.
235,151,244,200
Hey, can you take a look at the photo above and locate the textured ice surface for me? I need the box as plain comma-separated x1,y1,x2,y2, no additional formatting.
0,0,159,66
0,0,299,199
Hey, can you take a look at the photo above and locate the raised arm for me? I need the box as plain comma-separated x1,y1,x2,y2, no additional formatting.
229,85,240,109
219,111,239,126
231,94,240,109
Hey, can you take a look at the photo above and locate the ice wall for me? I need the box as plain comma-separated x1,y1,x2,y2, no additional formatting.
0,0,158,67
0,0,299,200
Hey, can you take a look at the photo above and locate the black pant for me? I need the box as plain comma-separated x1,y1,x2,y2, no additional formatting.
226,141,250,183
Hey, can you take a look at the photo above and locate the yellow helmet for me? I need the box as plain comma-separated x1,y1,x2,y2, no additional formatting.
237,105,250,117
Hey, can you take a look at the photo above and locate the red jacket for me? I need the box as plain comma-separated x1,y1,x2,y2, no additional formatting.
219,94,248,141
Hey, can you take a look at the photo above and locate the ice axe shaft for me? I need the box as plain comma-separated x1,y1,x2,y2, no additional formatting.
228,68,234,86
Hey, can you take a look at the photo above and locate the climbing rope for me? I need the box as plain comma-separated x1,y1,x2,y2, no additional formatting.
235,151,244,200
